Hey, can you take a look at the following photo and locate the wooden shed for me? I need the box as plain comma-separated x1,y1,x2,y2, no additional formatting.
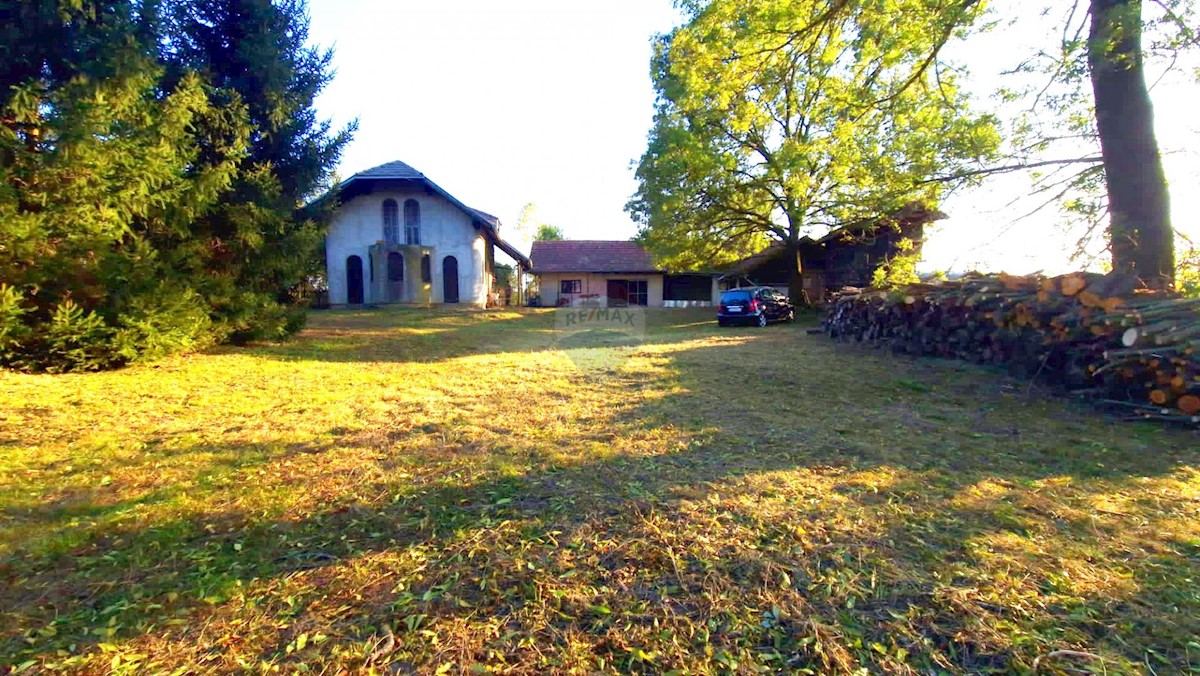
720,206,943,304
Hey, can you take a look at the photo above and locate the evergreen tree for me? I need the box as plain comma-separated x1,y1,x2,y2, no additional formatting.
158,0,354,342
0,0,351,371
0,0,249,371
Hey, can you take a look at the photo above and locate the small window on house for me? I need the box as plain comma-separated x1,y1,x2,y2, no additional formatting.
421,253,432,283
382,199,400,244
560,279,582,294
627,280,648,306
404,199,420,245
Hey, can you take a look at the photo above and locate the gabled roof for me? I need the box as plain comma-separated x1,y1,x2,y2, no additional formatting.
471,208,501,227
721,241,796,278
720,205,945,279
338,160,531,270
347,160,426,181
530,240,660,274
817,204,946,244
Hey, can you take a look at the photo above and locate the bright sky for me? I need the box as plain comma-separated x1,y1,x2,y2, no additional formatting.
308,0,1199,274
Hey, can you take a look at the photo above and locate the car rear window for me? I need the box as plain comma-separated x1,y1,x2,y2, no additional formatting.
721,290,753,302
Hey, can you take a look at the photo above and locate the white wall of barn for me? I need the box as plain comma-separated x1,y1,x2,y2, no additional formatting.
325,188,488,306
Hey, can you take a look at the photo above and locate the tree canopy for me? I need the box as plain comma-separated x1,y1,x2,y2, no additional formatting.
535,224,566,241
628,0,1000,300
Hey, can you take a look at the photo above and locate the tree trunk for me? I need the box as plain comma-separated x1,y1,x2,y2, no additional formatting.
787,238,806,306
1088,0,1173,289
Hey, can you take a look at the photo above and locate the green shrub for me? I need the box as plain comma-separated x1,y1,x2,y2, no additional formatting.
110,289,216,364
1179,240,1200,299
223,292,309,345
0,284,30,363
41,301,117,373
0,0,346,373
871,238,922,289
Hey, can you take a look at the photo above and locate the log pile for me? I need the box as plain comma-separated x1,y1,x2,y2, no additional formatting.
822,271,1200,424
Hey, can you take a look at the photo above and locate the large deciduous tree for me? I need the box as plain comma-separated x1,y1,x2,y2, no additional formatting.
628,0,1000,303
987,0,1186,288
1087,0,1173,288
923,0,1189,287
535,224,565,241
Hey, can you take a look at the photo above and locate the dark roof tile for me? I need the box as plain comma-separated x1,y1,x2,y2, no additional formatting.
530,240,659,274
348,160,425,181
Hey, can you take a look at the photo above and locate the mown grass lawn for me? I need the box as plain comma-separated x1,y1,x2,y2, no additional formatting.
2,307,1198,674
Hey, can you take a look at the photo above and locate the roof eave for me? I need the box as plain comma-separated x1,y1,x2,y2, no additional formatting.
493,236,532,270
530,269,663,275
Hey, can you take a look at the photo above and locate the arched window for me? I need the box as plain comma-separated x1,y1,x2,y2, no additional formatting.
382,199,400,244
442,255,459,303
421,253,432,283
345,255,364,305
404,199,420,245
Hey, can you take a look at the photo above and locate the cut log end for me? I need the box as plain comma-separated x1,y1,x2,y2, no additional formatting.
1060,274,1087,297
1149,389,1171,406
1179,395,1200,416
1101,297,1124,314
1077,291,1103,308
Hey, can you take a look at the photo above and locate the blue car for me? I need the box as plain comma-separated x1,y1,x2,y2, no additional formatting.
717,287,795,327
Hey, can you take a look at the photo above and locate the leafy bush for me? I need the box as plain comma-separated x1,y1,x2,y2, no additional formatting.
224,292,310,345
1179,245,1200,299
871,238,922,289
40,301,116,373
0,285,30,363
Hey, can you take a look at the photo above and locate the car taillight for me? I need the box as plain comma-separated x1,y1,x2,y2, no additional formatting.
748,300,759,312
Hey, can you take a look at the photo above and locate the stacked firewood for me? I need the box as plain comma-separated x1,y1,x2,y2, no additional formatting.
822,271,1200,424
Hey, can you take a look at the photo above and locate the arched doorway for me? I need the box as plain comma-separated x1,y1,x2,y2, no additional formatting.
346,255,364,305
442,255,459,303
387,252,404,302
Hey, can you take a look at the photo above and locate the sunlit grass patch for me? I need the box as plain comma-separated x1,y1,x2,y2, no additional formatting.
1,306,1198,673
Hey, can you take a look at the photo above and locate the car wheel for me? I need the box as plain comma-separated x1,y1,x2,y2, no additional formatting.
717,318,728,327
786,309,795,322
756,312,768,327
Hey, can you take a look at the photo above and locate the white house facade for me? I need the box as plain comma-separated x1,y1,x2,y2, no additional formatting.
325,161,529,307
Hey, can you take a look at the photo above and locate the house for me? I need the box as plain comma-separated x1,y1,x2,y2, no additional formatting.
720,205,943,303
530,240,721,308
325,160,530,307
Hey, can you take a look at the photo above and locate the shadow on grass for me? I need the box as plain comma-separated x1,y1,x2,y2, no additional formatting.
2,329,1198,672
248,306,798,365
